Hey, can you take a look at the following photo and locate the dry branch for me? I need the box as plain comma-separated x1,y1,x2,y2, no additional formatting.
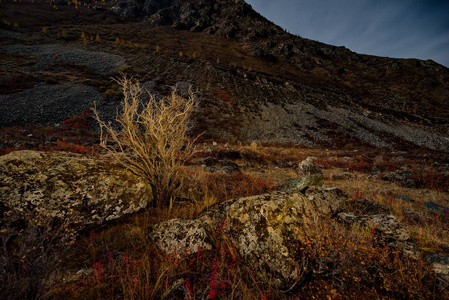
92,75,197,208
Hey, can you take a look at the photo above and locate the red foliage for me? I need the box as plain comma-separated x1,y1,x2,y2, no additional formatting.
318,159,372,173
215,92,232,103
51,140,93,155
0,146,27,156
63,110,92,130
205,172,274,200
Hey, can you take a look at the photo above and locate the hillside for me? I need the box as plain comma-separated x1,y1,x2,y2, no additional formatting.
1,0,449,151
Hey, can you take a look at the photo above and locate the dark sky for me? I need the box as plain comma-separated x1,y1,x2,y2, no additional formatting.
245,0,449,67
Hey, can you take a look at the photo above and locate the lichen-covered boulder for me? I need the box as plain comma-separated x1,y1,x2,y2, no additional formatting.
0,150,151,227
149,187,346,289
151,218,213,254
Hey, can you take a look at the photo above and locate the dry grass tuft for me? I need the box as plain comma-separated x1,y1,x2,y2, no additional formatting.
299,216,444,299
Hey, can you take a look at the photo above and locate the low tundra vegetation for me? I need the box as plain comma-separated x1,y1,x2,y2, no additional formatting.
2,140,449,299
46,197,447,299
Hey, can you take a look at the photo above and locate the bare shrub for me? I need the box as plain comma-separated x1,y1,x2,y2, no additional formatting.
92,75,197,208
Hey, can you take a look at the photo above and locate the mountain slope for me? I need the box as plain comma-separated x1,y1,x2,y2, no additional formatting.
0,0,448,151
110,0,449,150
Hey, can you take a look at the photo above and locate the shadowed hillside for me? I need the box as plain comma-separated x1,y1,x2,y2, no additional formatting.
1,0,448,151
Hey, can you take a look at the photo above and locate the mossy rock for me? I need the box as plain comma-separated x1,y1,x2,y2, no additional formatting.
149,186,346,290
0,150,151,228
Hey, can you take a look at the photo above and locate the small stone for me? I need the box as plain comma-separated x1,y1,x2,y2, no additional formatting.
297,156,322,176
217,166,240,174
425,254,449,288
331,172,356,180
276,174,324,194
402,208,422,223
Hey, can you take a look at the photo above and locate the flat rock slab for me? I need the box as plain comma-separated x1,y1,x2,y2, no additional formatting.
276,174,324,193
0,150,151,227
150,187,346,290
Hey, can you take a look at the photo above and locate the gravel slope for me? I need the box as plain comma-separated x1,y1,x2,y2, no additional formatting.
0,44,126,75
0,82,101,126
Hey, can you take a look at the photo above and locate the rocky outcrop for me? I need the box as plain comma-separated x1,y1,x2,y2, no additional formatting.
112,0,282,39
0,151,151,227
149,187,346,289
337,213,419,258
113,0,174,19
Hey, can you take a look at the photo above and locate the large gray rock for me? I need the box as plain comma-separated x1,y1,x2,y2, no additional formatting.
150,187,346,290
0,151,151,227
